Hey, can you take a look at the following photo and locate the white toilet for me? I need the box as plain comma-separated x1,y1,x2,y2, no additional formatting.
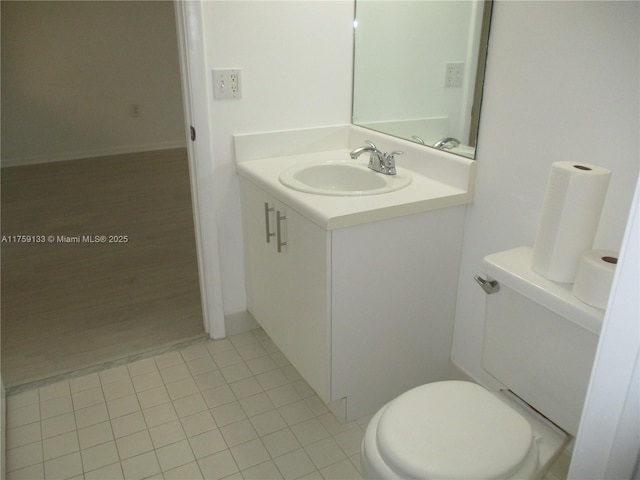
361,246,604,480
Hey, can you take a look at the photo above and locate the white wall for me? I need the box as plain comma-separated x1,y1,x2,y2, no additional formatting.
451,0,639,392
199,1,354,316
353,1,476,139
1,1,185,166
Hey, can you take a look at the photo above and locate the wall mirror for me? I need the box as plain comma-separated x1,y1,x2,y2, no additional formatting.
352,0,493,159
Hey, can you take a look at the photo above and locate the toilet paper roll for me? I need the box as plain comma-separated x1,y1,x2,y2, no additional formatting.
531,162,611,283
572,250,618,309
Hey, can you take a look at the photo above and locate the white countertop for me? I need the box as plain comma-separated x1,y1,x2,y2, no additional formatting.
236,148,474,230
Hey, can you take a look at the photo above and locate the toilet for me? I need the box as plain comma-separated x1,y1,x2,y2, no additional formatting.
361,246,604,480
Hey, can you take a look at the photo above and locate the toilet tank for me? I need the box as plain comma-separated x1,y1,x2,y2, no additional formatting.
480,246,604,436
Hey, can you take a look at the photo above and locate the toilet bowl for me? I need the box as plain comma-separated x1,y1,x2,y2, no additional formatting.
361,381,565,480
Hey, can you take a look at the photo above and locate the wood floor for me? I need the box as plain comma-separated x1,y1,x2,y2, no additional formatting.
1,149,205,388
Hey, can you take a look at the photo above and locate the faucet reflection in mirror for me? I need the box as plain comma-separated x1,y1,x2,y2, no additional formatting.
352,0,493,159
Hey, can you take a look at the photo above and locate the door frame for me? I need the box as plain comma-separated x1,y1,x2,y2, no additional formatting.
174,0,226,339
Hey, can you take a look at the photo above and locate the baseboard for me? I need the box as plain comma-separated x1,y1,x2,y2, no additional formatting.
224,310,260,337
1,140,187,168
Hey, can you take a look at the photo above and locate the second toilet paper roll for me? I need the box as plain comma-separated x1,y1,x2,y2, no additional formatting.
572,250,618,309
531,162,611,283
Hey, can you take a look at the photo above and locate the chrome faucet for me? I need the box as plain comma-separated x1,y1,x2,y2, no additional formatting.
433,137,461,150
350,140,403,175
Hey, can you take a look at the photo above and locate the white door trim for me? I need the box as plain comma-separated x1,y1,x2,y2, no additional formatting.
174,0,226,339
569,175,640,479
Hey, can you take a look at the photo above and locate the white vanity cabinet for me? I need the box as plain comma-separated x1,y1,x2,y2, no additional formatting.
240,178,331,400
240,177,466,422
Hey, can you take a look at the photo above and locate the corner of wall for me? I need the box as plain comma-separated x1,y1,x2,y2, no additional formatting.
224,310,260,337
447,361,478,383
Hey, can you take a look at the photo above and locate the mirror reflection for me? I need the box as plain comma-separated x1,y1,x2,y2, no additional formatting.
352,0,493,159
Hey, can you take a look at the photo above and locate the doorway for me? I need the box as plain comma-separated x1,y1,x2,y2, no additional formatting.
1,1,205,389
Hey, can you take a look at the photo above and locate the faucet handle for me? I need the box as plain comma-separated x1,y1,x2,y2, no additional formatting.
385,151,403,161
383,151,402,175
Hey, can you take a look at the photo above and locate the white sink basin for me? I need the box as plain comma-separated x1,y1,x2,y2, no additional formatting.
279,161,412,196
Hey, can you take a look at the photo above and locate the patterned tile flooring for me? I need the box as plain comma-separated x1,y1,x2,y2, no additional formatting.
5,329,367,479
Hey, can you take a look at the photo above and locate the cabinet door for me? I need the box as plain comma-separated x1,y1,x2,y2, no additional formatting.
241,179,280,327
240,179,331,400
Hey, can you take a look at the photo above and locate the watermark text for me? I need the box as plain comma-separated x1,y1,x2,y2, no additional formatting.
1,234,129,244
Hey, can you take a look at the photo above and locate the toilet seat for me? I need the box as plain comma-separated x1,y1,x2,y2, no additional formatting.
364,381,539,480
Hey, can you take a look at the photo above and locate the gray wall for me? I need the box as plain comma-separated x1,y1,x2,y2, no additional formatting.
1,1,185,166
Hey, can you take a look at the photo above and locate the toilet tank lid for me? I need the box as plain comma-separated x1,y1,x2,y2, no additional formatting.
481,247,604,335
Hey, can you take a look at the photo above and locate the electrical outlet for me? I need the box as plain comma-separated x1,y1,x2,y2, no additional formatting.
445,62,464,87
129,104,141,117
213,69,242,99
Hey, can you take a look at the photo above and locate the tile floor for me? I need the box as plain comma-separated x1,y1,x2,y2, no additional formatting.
5,329,367,480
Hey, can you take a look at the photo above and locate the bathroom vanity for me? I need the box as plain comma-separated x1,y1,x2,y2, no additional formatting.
236,126,476,421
